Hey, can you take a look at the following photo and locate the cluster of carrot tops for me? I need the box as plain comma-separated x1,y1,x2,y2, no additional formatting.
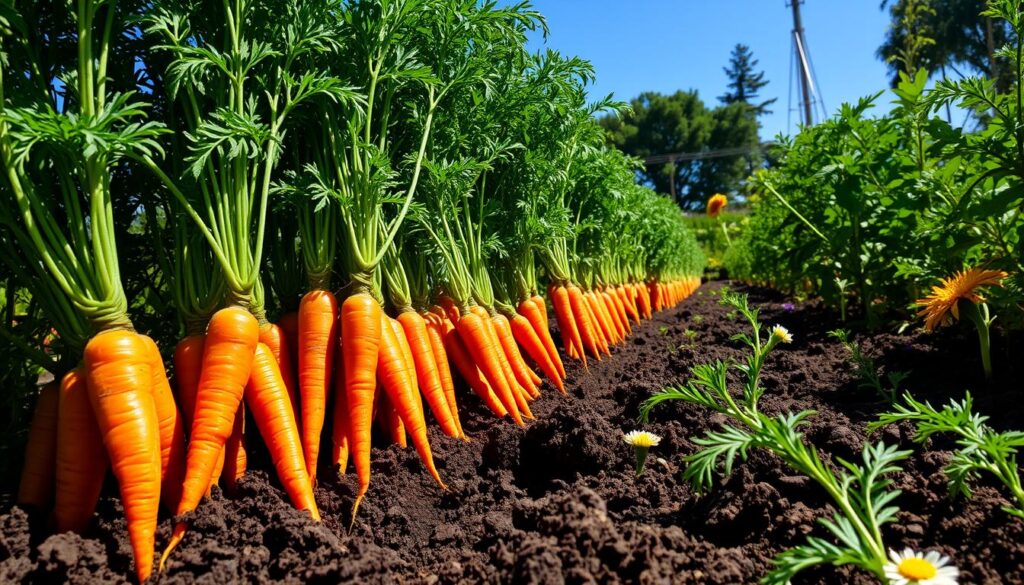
0,0,705,582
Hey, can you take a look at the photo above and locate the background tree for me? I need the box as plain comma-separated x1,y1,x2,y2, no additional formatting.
878,0,1016,91
719,43,777,117
600,91,759,209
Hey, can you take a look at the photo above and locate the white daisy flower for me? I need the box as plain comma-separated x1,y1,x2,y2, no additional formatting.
622,430,661,448
771,324,793,344
883,548,959,585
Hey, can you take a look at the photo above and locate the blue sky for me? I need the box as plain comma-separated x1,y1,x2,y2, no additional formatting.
523,1,895,140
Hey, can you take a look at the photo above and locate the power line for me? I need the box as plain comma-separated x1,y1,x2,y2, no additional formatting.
642,143,773,167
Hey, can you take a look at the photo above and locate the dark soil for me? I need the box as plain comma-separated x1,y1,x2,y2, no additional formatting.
3,281,1024,584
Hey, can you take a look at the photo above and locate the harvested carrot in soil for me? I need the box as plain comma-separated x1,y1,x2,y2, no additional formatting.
550,285,586,366
172,334,205,429
259,322,299,421
567,285,601,360
397,311,458,437
444,326,508,418
457,311,523,425
508,313,564,394
519,298,564,380
142,336,187,512
17,381,59,510
424,313,464,437
378,312,444,488
297,290,338,481
493,314,540,400
163,306,259,570
340,293,383,520
245,342,319,520
84,331,162,584
53,367,108,534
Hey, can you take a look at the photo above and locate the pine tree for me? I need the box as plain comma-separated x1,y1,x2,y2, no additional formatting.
719,43,777,117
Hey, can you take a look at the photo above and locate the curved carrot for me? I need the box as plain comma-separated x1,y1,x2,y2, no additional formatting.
141,336,186,513
636,283,652,319
172,334,204,428
586,291,616,349
457,311,523,425
567,286,601,360
531,295,548,331
618,285,641,325
340,293,382,521
550,285,586,366
297,289,338,481
471,306,533,413
378,313,445,488
391,318,425,417
424,313,463,438
397,311,457,437
52,368,107,533
245,342,319,520
260,322,299,421
493,314,540,400
443,325,507,418
84,331,161,583
221,404,247,493
332,341,349,474
17,381,59,510
519,298,564,380
162,306,259,570
607,288,632,336
508,313,564,394
601,290,627,342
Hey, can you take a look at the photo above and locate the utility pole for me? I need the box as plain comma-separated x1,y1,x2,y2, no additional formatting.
790,0,814,127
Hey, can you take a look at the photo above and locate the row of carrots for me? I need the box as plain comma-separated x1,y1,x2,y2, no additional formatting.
14,276,700,581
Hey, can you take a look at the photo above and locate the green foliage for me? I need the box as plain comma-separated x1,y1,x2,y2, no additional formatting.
641,293,914,583
870,392,1024,519
682,211,743,275
726,7,1024,328
829,329,908,403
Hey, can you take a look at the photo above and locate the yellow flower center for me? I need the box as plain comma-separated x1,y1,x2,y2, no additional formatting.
898,557,937,580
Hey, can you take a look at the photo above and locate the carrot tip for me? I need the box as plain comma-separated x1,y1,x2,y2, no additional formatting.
159,522,188,572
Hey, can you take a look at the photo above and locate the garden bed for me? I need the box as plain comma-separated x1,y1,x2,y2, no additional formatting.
2,281,1023,584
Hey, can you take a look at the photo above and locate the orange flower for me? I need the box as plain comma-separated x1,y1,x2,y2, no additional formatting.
916,268,1008,331
706,194,727,218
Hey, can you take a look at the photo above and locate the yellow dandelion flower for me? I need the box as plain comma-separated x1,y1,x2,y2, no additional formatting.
623,430,661,448
916,268,1008,332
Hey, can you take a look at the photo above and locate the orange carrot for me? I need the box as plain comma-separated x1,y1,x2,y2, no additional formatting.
260,322,299,421
531,294,548,331
331,339,349,474
84,331,162,583
567,285,601,359
457,311,523,425
397,311,458,437
297,290,338,481
142,336,186,513
508,313,564,394
550,285,586,366
17,381,59,510
618,285,641,325
245,342,320,520
340,293,382,520
608,287,632,336
518,298,565,380
493,314,540,399
601,290,627,341
444,325,507,418
586,291,616,348
378,312,445,488
172,334,204,428
52,367,107,534
221,404,247,493
162,306,259,570
424,313,463,437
